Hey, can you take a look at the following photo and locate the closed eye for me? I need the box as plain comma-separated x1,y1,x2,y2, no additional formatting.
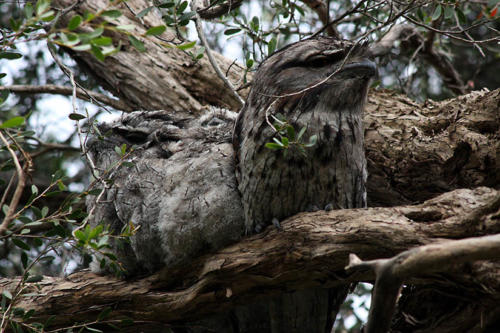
306,51,345,68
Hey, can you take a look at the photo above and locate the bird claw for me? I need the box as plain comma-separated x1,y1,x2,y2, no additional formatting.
324,203,334,211
272,218,282,231
306,204,320,212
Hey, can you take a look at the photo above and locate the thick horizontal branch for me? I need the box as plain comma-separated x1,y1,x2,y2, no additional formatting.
2,187,500,330
0,85,132,112
52,0,247,114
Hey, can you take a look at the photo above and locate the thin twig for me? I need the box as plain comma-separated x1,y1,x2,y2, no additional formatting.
192,0,244,108
0,84,132,112
404,14,500,45
0,131,27,235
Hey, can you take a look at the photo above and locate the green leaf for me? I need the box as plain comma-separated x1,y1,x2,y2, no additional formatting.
251,16,259,31
97,235,109,248
416,8,425,21
35,0,51,16
456,8,466,24
20,228,30,235
176,41,196,50
72,44,91,51
159,1,175,8
193,46,205,60
265,142,283,150
224,28,241,35
122,161,135,168
145,25,166,36
26,275,43,283
104,252,117,260
432,5,442,21
31,206,42,219
69,113,86,120
90,27,104,39
91,36,113,46
85,327,103,333
21,252,29,268
246,58,254,68
12,239,30,251
59,32,80,46
52,169,63,180
2,290,12,300
23,309,35,320
57,179,67,191
116,25,135,31
128,35,146,52
293,4,305,16
0,73,6,79
97,307,112,321
41,206,49,218
136,6,153,18
18,216,32,224
87,188,103,195
281,136,289,146
177,1,188,14
444,6,454,20
272,137,284,146
304,134,318,147
0,116,25,129
24,3,34,19
24,221,43,227
74,230,86,242
0,52,22,60
40,10,55,21
268,36,277,55
285,125,295,140
297,127,306,141
89,225,102,240
0,89,10,104
178,11,195,24
67,15,82,30
101,10,122,18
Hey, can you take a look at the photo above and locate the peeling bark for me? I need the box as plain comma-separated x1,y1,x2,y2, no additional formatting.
52,0,247,113
365,88,499,207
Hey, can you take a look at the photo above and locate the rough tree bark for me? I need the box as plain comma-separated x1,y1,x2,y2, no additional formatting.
1,0,499,332
1,188,500,332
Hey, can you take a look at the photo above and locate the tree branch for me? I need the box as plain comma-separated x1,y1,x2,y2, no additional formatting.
371,24,466,94
347,228,500,333
0,132,29,236
51,0,248,114
192,0,245,108
301,0,339,37
0,85,133,112
2,187,500,330
196,0,245,20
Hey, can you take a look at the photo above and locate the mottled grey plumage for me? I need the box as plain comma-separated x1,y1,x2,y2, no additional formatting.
88,36,376,332
88,109,245,275
234,37,375,233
